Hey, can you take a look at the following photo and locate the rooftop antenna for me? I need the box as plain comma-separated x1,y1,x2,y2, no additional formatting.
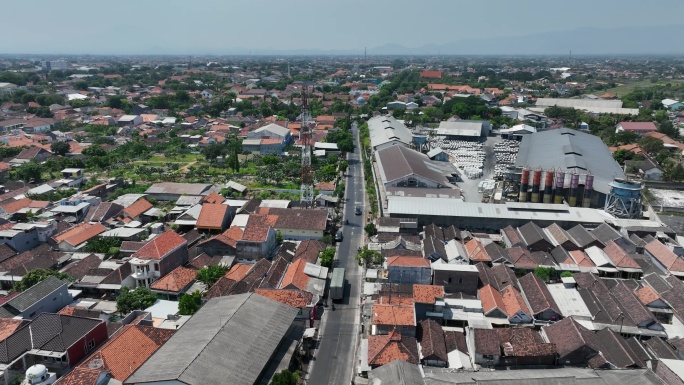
299,85,314,207
364,47,367,62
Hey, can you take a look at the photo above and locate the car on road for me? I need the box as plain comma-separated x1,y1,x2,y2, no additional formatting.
355,206,362,215
335,231,343,242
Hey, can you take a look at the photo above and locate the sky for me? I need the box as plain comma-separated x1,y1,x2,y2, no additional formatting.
1,0,683,55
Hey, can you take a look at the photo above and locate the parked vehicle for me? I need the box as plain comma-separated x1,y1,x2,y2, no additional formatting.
330,268,345,301
355,206,362,215
335,231,343,242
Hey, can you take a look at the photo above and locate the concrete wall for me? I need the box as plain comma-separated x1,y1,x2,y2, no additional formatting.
387,265,431,285
21,284,72,319
433,270,479,295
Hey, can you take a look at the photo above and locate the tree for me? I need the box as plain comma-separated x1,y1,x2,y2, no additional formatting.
364,223,377,236
659,120,679,139
14,269,73,292
50,140,70,156
196,265,229,287
533,266,556,282
276,230,284,245
560,271,574,278
85,237,122,255
639,136,665,155
270,370,300,385
320,247,335,267
355,247,382,266
12,161,42,183
116,286,157,314
178,290,203,315
201,142,225,162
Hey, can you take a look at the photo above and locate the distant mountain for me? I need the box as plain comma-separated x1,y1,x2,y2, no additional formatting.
370,25,684,55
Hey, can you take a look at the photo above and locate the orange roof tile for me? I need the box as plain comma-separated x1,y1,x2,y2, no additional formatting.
56,325,175,384
225,263,252,281
280,259,310,291
413,284,444,304
150,266,197,292
479,284,506,316
255,289,313,308
466,239,491,262
645,239,684,273
196,203,229,230
132,230,187,261
123,198,153,218
0,197,33,214
367,330,418,366
386,256,430,267
372,304,415,327
0,318,24,341
53,222,107,247
202,191,224,205
635,285,660,306
569,250,595,267
501,286,531,318
241,214,277,242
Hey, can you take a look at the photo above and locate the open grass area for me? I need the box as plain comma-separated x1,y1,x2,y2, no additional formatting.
606,79,684,96
148,153,201,162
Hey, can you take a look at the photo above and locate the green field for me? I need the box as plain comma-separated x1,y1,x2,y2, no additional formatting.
606,79,684,96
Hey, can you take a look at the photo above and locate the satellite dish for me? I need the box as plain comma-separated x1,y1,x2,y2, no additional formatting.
88,358,104,370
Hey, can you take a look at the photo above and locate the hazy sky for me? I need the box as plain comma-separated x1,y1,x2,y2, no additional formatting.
1,0,683,54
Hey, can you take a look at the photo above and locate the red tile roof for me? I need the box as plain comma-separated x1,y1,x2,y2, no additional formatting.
195,203,229,230
372,304,415,327
241,214,277,242
645,239,684,273
202,191,224,205
280,259,310,291
132,230,187,261
0,197,33,214
387,256,430,267
466,239,491,262
635,285,660,305
150,266,197,292
123,198,153,218
53,222,107,247
225,263,252,281
420,70,443,79
479,284,506,316
55,325,175,384
367,330,419,366
602,240,640,269
501,286,532,318
0,318,24,341
618,122,657,132
255,289,313,308
413,284,444,304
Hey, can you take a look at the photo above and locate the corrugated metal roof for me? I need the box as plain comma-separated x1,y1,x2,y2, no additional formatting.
515,128,625,195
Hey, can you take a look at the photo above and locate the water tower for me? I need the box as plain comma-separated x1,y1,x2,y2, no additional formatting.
21,364,56,385
604,178,643,219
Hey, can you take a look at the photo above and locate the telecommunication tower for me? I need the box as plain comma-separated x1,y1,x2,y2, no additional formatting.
299,85,314,207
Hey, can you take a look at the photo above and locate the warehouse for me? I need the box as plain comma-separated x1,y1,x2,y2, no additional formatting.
515,128,625,207
435,120,491,141
375,145,458,189
533,98,638,115
367,115,413,151
386,197,613,230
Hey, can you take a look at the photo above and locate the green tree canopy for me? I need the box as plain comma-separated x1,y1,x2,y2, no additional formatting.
178,290,203,315
116,286,157,314
14,269,73,292
50,141,70,156
320,247,335,268
11,161,43,183
196,264,229,287
355,247,382,266
639,136,665,155
533,267,556,282
270,370,300,385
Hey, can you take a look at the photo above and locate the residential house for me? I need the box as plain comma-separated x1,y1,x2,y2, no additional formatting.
195,203,232,232
0,276,72,319
0,225,41,253
662,99,684,111
615,122,658,135
386,256,431,285
0,313,107,381
149,266,197,299
53,325,175,385
117,115,143,127
372,303,416,337
255,288,314,319
236,214,278,260
417,319,448,367
518,272,561,321
432,264,479,295
500,286,533,324
122,198,154,223
494,328,557,367
261,207,328,240
413,284,444,321
517,222,554,252
478,285,507,319
367,329,419,370
196,226,243,256
470,328,501,366
627,157,664,181
129,230,189,288
52,222,107,252
644,239,684,277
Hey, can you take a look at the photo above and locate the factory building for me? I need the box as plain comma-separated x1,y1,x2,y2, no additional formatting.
514,128,625,208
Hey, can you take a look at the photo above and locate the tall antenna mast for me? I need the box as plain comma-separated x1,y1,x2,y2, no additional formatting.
299,85,314,207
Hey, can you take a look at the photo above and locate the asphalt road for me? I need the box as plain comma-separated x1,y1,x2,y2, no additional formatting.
308,123,364,385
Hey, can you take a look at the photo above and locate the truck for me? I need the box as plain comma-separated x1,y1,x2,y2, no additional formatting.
330,268,345,301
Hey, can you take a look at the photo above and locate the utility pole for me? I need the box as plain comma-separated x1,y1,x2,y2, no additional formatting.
299,85,314,207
